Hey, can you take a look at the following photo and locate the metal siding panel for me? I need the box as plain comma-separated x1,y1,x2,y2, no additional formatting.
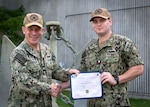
111,5,150,98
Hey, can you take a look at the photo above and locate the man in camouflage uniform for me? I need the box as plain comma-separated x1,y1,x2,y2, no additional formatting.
8,12,79,107
78,8,144,107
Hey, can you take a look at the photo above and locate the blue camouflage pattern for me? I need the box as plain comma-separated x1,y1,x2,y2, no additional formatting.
78,34,144,107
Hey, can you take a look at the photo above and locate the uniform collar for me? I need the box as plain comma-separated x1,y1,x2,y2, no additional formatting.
98,33,115,49
21,41,46,58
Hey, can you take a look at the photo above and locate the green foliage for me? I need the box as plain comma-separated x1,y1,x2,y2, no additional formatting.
130,98,150,107
57,90,150,107
56,90,73,107
0,5,25,45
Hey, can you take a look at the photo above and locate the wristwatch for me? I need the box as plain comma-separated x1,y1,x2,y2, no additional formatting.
113,75,119,85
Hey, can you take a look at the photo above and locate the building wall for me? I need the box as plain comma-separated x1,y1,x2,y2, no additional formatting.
0,0,150,106
0,36,16,107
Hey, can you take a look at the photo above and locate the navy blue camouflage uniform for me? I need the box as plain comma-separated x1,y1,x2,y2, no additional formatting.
8,41,70,107
78,33,144,107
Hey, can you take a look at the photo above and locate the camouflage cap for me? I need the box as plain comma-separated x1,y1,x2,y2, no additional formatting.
90,8,111,21
23,13,43,28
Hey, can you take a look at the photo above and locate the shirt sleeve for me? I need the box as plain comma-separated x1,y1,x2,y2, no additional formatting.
121,40,144,68
50,52,70,81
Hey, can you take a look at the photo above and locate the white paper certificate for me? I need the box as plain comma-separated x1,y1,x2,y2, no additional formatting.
70,72,103,100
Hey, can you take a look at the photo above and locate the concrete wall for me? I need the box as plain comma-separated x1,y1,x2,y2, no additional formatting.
0,36,15,107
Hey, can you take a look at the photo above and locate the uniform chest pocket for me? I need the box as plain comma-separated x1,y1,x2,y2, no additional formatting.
25,61,41,73
103,52,119,63
85,54,97,67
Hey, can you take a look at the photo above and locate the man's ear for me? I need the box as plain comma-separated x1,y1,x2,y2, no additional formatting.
41,27,44,34
109,18,112,26
22,26,26,34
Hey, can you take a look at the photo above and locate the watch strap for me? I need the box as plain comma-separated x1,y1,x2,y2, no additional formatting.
113,75,119,85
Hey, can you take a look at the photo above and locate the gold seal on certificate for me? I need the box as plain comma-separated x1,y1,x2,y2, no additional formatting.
70,72,103,100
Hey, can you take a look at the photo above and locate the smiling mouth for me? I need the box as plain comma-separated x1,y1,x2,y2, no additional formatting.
97,28,102,30
30,35,38,39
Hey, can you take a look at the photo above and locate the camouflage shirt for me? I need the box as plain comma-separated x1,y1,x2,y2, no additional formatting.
78,34,144,107
8,41,70,107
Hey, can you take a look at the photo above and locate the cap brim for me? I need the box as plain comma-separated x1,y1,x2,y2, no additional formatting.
90,15,108,21
25,22,43,28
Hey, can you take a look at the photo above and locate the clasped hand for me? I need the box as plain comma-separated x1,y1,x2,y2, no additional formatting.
50,83,61,97
50,69,80,97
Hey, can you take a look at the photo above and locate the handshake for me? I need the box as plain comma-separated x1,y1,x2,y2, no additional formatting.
50,69,80,97
50,83,62,97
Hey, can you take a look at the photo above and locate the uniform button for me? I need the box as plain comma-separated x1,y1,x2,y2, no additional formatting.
97,60,101,64
42,75,47,81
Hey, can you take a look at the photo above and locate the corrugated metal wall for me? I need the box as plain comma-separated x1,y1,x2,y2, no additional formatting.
1,0,150,99
110,5,150,99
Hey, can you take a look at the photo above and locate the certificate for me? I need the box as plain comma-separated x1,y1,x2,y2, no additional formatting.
70,72,103,100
